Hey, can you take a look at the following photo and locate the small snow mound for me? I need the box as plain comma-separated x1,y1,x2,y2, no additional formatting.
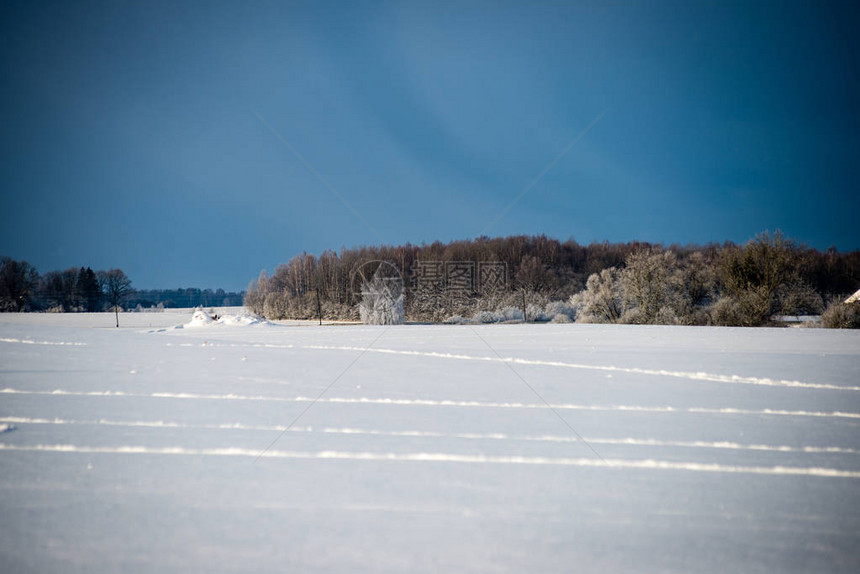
216,311,272,327
181,309,273,329
185,309,216,328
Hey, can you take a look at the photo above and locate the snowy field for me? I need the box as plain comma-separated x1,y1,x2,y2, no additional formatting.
1,309,859,573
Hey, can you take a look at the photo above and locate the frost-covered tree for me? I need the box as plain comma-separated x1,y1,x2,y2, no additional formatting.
359,274,404,325
526,303,547,322
238,231,857,324
515,255,545,292
670,252,715,323
571,268,623,323
545,300,576,322
820,299,860,329
244,270,270,316
620,249,674,324
263,291,289,320
717,231,803,325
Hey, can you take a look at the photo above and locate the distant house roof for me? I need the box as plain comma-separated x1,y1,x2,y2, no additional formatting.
846,289,860,304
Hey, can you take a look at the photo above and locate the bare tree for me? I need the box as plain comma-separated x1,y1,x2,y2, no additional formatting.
0,257,39,311
515,255,545,321
100,269,133,327
40,267,82,311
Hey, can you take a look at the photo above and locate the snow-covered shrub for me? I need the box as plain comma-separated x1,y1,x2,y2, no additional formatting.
568,249,717,326
718,287,772,326
550,313,572,323
671,251,715,323
820,300,860,329
654,305,680,325
495,306,523,322
476,291,519,312
407,292,450,323
443,315,470,325
322,300,358,321
526,303,547,322
619,305,679,325
568,291,585,317
545,300,576,322
709,295,747,326
619,307,642,325
777,283,824,316
473,310,498,324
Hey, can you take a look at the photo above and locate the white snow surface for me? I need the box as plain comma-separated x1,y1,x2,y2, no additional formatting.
1,309,859,573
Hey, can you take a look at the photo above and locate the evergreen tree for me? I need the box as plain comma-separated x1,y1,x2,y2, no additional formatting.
77,267,102,312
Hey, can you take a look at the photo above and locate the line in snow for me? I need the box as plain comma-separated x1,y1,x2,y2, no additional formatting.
583,436,860,455
0,443,858,478
165,339,854,391
3,388,859,419
299,345,860,392
2,416,857,455
0,337,87,346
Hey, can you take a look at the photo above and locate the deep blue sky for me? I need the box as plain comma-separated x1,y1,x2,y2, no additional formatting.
2,0,858,290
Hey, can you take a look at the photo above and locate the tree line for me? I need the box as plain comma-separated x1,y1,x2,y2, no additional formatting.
245,232,860,327
0,258,245,314
129,288,244,309
0,258,131,314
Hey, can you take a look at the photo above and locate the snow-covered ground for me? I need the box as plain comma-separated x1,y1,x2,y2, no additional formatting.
1,309,859,573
